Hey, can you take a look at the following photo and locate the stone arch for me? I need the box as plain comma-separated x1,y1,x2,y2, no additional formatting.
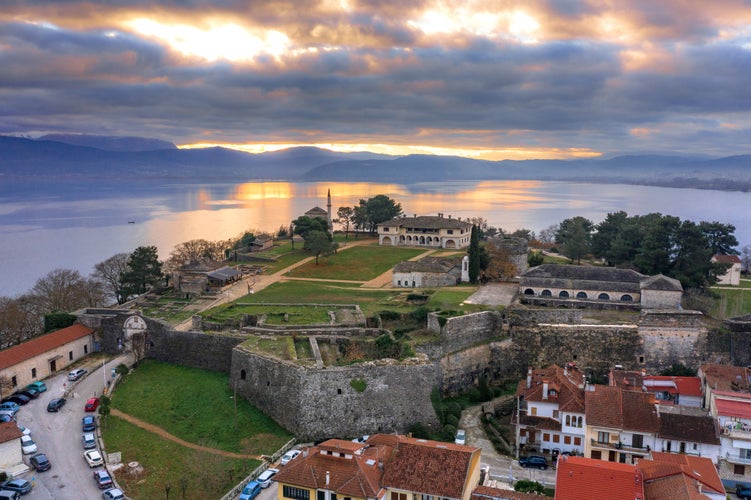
598,293,610,300
524,288,535,295
541,289,552,297
399,235,406,243
240,369,247,380
382,236,392,245
620,294,633,302
559,291,570,298
419,236,425,245
445,239,456,249
576,291,588,299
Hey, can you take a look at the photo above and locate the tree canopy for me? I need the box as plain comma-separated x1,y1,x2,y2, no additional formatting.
303,230,336,264
292,216,329,239
119,246,163,300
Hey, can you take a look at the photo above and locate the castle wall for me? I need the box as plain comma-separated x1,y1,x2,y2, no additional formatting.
427,311,502,354
722,316,751,367
231,348,439,441
641,289,682,309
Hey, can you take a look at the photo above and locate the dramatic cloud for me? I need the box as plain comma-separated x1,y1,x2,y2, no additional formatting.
1,0,750,158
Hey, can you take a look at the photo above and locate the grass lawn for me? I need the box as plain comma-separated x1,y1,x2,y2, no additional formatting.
110,360,292,455
286,245,425,281
103,416,260,499
203,304,335,325
711,287,751,318
426,287,481,311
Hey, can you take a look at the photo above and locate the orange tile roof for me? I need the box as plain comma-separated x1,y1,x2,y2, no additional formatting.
0,324,94,370
642,376,702,397
554,455,645,500
714,398,751,419
699,364,751,393
585,385,659,433
712,254,741,264
0,421,23,444
381,436,480,499
646,453,724,495
517,364,586,414
472,485,544,500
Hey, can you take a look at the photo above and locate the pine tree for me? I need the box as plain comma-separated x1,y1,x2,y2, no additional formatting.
468,225,480,284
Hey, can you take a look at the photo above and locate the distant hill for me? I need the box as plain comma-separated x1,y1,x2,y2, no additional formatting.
39,134,177,152
0,135,749,191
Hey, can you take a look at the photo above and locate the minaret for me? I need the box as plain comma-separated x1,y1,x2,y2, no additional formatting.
327,188,333,231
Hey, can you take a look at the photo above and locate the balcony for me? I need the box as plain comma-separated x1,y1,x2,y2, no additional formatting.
590,439,650,453
722,427,751,442
724,452,751,465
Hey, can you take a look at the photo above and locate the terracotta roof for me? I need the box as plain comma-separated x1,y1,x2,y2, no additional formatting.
554,455,645,500
0,421,23,444
642,453,724,497
712,254,741,264
471,485,542,500
610,369,646,390
380,436,480,499
642,473,707,500
643,376,703,397
0,324,94,370
657,411,720,445
517,364,586,414
714,398,751,419
699,364,751,393
379,215,472,230
585,386,659,433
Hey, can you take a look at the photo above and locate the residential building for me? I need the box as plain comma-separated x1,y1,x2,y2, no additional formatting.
585,385,659,464
0,324,95,392
513,364,587,456
274,435,482,500
519,264,683,310
0,422,24,476
655,405,721,463
711,254,742,286
640,452,725,500
377,214,472,249
392,257,462,288
610,369,703,407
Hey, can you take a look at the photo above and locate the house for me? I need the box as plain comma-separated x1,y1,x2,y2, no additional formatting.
584,385,660,464
0,422,24,476
205,266,242,287
610,369,702,407
274,434,482,500
554,453,726,500
518,264,683,310
513,363,587,456
0,324,95,391
250,235,274,252
392,257,462,288
712,254,742,286
655,405,721,463
377,214,472,249
698,363,751,485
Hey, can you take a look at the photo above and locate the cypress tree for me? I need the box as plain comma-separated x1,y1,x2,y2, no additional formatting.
468,225,480,284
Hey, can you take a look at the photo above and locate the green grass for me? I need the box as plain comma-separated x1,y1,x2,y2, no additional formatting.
110,360,292,455
203,304,333,325
286,245,425,281
103,416,259,500
426,287,481,311
711,287,751,318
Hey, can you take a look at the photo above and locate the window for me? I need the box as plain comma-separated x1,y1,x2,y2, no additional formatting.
598,293,610,300
11,376,17,387
447,230,453,234
283,486,310,500
734,464,746,475
520,429,527,437
383,227,389,232
632,434,643,449
553,434,560,443
69,350,74,361
240,369,247,380
392,493,409,500
543,433,550,442
639,356,645,364
422,495,434,500
620,294,633,302
524,288,535,295
31,368,37,379
530,407,537,416
541,289,552,297
84,345,88,354
598,432,610,444
559,291,569,298
576,292,588,299
591,450,602,460
566,415,571,426
574,437,582,446
553,410,559,419
564,436,571,444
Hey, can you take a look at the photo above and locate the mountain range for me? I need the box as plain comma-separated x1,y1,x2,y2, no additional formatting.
1,135,749,191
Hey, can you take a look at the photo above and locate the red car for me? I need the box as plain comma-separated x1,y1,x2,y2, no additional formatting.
84,398,100,412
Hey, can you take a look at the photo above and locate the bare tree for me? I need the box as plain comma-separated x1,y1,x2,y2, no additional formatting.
93,253,130,304
0,296,41,348
29,269,92,314
538,224,559,245
741,244,751,273
484,240,520,281
164,239,227,273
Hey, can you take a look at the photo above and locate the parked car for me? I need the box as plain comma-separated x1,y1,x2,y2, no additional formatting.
519,455,548,470
0,402,19,414
82,433,97,449
239,480,262,500
84,449,104,468
454,429,466,445
279,449,301,466
20,435,37,454
93,470,113,489
16,389,39,399
17,425,31,436
737,484,751,500
0,411,16,422
257,468,279,488
30,453,51,472
68,368,87,381
0,478,32,494
0,489,20,499
47,398,66,412
82,415,96,432
26,381,47,393
2,395,29,406
102,488,124,500
84,397,100,412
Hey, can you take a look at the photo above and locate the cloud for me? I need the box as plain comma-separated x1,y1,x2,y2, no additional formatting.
0,1,750,158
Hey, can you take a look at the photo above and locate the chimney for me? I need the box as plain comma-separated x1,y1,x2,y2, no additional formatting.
543,380,549,400
326,471,330,487
448,214,452,219
527,368,533,389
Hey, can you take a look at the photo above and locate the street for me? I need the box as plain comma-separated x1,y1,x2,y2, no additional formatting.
13,355,127,499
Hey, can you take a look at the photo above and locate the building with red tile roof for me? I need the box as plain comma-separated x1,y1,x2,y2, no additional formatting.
655,405,721,464
0,421,24,475
0,324,95,391
274,435,482,500
514,363,586,456
711,254,742,285
554,455,645,500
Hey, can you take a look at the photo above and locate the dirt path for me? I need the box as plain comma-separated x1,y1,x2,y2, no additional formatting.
110,408,263,460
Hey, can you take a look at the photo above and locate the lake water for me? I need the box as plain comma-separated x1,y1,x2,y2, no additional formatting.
0,178,748,297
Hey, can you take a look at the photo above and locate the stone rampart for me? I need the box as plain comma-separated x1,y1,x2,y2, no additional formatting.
507,308,584,326
231,348,439,440
639,309,703,328
427,311,502,354
721,315,751,367
637,326,708,373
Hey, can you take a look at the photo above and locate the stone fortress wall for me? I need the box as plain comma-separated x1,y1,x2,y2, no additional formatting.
85,304,746,441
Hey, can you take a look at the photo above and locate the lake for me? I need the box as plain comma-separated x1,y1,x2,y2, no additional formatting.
0,178,748,297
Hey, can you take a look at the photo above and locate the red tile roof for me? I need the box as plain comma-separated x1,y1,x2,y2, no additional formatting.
585,385,659,433
0,324,94,370
699,364,751,393
381,436,480,499
643,376,702,397
714,398,751,419
0,421,23,444
712,254,741,264
646,453,724,496
554,455,644,500
517,364,586,414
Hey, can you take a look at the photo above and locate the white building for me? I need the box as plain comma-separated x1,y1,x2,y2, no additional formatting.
712,254,742,286
377,214,472,249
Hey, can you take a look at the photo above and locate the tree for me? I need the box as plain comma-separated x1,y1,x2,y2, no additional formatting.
93,253,130,305
484,239,519,280
509,228,535,241
671,220,714,289
555,217,593,264
633,214,680,275
292,216,329,240
741,244,751,273
29,268,104,315
592,211,629,264
0,296,40,348
165,239,226,272
467,225,481,283
699,221,739,255
119,246,163,300
538,224,559,245
359,195,403,234
304,230,335,264
335,206,354,239
527,251,544,267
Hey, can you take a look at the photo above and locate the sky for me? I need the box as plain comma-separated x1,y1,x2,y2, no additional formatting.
1,1,750,160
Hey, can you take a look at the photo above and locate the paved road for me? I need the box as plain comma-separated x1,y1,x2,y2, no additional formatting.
16,355,129,499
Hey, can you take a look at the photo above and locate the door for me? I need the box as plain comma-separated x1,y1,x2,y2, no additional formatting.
49,359,56,372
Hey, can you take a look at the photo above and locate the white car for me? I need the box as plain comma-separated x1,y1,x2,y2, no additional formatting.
68,368,87,381
17,425,31,436
20,435,37,454
454,429,466,445
82,433,97,449
84,449,104,467
102,488,124,500
257,468,279,488
279,449,301,466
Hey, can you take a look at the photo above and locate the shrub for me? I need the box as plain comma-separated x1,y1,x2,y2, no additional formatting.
468,387,482,403
115,363,130,376
407,293,429,301
407,422,430,439
445,414,459,428
515,480,547,495
410,306,431,323
378,310,401,321
442,424,457,441
350,378,367,393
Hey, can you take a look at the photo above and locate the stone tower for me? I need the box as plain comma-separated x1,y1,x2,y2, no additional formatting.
327,189,333,231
